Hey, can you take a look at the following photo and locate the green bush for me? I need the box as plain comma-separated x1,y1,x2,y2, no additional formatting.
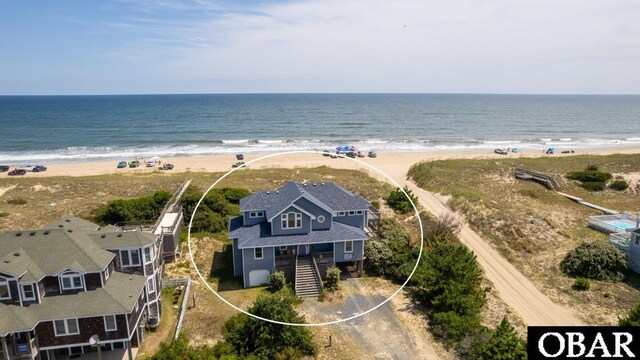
0,212,10,218
430,311,483,344
221,187,252,203
370,200,380,209
325,267,341,291
567,169,612,183
365,219,419,283
269,271,287,292
386,186,418,214
619,303,640,326
413,242,487,317
609,180,629,191
586,164,599,171
474,318,527,360
94,190,171,225
573,277,590,291
579,181,605,191
560,241,627,281
7,198,27,205
182,186,245,234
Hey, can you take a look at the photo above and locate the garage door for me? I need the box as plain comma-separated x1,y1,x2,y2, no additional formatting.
249,269,270,287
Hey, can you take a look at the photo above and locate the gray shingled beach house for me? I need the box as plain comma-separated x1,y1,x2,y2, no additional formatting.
0,216,170,360
228,181,374,297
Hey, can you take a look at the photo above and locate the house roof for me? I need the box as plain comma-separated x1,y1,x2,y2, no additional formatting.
229,216,367,248
239,181,370,220
45,215,102,233
88,231,156,249
0,271,146,336
0,229,114,281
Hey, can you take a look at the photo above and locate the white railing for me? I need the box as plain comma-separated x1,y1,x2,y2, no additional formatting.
161,277,191,340
610,233,632,251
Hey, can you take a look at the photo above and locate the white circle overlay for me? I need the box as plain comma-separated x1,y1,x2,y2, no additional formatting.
187,150,424,327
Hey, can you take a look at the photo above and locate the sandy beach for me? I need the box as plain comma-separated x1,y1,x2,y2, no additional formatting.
2,146,640,180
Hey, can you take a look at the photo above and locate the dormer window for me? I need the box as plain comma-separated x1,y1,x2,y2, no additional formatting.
0,279,10,300
120,249,141,267
249,211,264,218
281,212,302,229
61,274,83,290
20,283,36,301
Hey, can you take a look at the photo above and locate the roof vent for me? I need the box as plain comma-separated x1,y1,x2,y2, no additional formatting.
30,231,36,236
43,230,49,235
65,219,71,223
16,232,22,236
101,234,106,239
13,252,20,257
58,224,63,228
312,183,316,186
266,191,270,194
117,233,123,237
303,183,307,187
321,182,325,186
67,229,73,233
276,190,279,194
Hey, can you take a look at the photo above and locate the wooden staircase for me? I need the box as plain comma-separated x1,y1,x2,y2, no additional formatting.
295,256,323,297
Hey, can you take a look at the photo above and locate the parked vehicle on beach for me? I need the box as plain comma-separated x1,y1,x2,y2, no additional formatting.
0,165,9,172
232,161,246,168
160,163,174,170
494,148,508,155
117,161,127,168
236,153,244,160
8,169,26,176
357,151,366,158
32,165,47,172
346,151,356,158
322,150,331,157
368,151,377,158
129,161,140,168
330,153,338,159
146,160,156,167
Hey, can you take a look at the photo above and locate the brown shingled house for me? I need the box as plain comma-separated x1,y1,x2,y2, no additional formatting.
1,216,166,360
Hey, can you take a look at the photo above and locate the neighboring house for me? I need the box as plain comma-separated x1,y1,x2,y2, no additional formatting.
1,216,164,360
228,181,372,296
590,212,640,273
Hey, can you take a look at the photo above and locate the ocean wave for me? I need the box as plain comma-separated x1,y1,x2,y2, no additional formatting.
1,137,640,164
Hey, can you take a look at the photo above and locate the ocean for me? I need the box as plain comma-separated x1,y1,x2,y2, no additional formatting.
0,94,639,164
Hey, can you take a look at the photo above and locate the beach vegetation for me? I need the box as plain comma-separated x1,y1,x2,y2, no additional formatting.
0,212,10,218
268,271,287,292
566,166,613,191
7,198,27,205
94,190,171,225
182,187,245,234
561,242,627,281
609,180,629,191
619,303,640,326
386,186,418,213
573,277,591,291
324,267,341,291
473,317,527,360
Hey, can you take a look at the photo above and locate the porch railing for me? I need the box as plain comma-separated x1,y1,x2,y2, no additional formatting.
312,256,324,291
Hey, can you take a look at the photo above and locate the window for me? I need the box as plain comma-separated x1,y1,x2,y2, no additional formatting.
104,266,110,281
345,241,354,253
279,246,287,251
104,315,117,332
0,280,10,300
636,236,640,246
147,276,155,293
20,284,35,301
348,211,356,216
120,249,141,267
249,211,264,218
356,210,363,215
54,319,80,336
338,211,345,216
317,215,325,223
61,274,83,290
254,247,263,260
143,247,153,263
281,212,302,229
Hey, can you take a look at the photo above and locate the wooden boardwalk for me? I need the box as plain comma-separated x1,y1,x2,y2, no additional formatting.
556,192,619,214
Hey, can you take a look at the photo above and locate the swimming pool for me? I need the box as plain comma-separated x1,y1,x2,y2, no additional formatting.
606,221,637,230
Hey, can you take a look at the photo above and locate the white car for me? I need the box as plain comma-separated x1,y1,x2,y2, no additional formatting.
146,160,156,167
494,148,508,155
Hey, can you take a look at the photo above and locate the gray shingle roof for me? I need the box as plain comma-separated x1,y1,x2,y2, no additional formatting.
88,231,156,249
0,229,114,281
239,181,370,219
0,271,146,336
229,216,367,248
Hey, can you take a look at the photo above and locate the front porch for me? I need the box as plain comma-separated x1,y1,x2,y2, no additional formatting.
1,331,38,360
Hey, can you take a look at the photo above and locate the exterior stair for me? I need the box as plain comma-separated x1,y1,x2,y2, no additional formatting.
295,256,323,297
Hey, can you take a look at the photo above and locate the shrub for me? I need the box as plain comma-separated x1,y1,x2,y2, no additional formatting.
370,200,380,209
573,277,590,291
364,239,394,276
474,318,527,360
366,219,419,283
0,212,10,218
619,303,640,326
430,311,483,345
269,271,287,292
386,186,418,214
609,180,629,191
579,181,606,191
94,190,171,225
422,212,461,244
560,242,627,281
567,169,612,183
182,186,245,234
221,187,251,203
325,267,341,291
413,243,486,317
586,164,599,171
7,198,27,205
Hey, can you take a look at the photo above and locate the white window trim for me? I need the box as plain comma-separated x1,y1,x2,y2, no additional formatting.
279,246,287,251
104,266,110,281
254,247,263,260
281,212,302,229
60,274,83,290
356,210,364,215
147,276,156,294
0,280,10,300
20,283,36,301
348,211,356,216
104,315,118,332
338,211,345,216
344,241,354,253
53,318,80,337
143,246,153,264
120,249,141,267
249,211,264,218
317,215,326,223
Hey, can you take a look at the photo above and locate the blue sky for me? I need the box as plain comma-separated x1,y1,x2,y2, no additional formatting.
1,0,639,95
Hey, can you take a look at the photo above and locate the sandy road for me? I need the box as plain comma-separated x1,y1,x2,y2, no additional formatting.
376,163,584,326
